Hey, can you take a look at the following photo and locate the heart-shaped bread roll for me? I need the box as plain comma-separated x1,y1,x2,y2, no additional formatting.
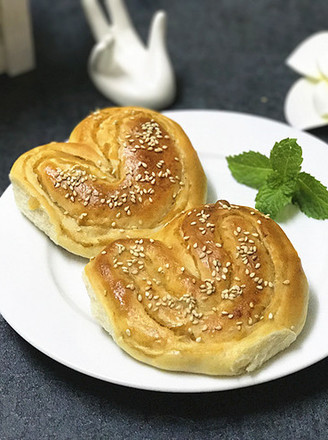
10,107,206,257
83,201,308,375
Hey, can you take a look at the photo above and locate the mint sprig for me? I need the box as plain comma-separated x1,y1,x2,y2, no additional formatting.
226,138,328,220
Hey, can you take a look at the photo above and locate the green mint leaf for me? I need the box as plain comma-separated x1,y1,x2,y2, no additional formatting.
266,171,298,195
293,172,328,219
270,138,303,180
227,151,272,189
255,183,292,218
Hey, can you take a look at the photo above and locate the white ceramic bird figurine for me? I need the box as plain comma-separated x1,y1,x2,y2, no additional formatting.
81,0,176,109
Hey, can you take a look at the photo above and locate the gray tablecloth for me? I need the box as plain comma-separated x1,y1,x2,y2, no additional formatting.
1,1,327,438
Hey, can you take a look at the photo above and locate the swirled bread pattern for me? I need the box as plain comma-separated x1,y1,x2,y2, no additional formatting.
10,107,206,257
84,201,308,375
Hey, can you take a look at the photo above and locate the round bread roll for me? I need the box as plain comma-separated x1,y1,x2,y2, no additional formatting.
83,201,308,376
9,107,206,258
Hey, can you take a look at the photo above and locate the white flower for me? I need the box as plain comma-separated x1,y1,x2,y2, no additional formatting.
285,31,328,130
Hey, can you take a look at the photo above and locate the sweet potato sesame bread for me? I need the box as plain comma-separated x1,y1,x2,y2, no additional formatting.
9,107,206,258
83,200,308,376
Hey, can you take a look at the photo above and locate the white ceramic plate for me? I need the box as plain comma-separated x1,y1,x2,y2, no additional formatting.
1,110,327,393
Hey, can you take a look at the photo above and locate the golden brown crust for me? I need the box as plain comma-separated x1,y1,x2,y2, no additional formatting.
84,201,308,375
9,107,206,257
